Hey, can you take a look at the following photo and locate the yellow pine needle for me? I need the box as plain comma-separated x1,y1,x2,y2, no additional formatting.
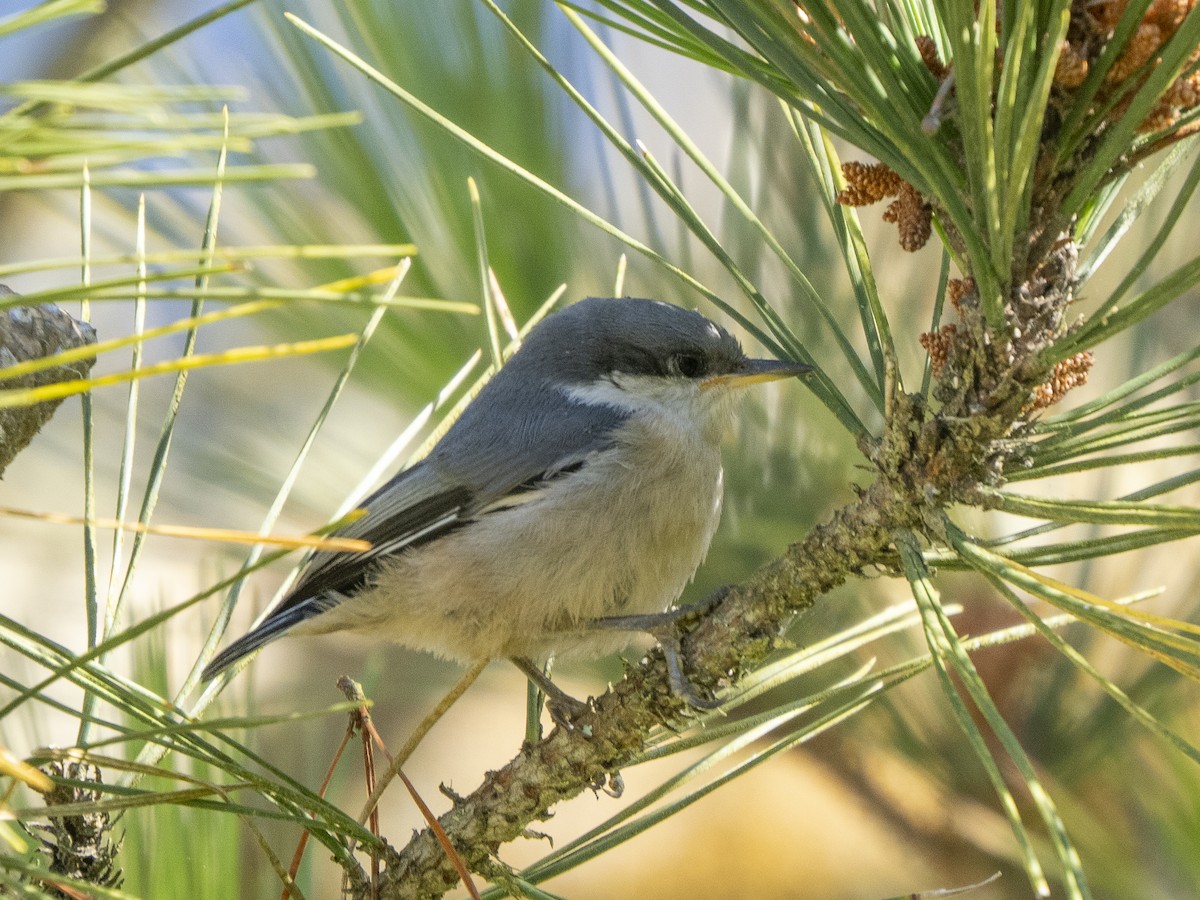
0,746,54,795
0,263,471,385
1126,643,1200,683
0,244,416,277
322,264,413,292
0,298,279,381
0,332,359,409
1,264,240,307
972,550,1200,681
1008,559,1200,639
0,505,370,552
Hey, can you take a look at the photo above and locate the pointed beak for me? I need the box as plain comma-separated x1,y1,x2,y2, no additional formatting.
700,357,812,391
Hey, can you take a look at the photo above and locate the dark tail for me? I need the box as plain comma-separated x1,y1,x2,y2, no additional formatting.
200,605,312,681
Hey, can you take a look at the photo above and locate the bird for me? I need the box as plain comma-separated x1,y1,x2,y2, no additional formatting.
201,297,809,722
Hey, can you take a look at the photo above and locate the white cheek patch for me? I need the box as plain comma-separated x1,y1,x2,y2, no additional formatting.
563,374,735,443
563,378,642,414
564,374,701,416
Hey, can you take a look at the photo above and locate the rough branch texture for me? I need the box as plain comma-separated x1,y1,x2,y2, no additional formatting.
0,285,97,478
356,244,1079,898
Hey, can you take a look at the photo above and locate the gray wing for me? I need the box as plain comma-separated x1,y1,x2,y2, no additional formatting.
274,463,473,604
288,379,628,603
201,384,626,679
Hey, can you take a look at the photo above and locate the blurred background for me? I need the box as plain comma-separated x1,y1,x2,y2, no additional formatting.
3,1,1200,898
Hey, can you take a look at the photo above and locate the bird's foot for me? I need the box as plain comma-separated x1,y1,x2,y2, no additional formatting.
510,656,592,731
659,635,723,710
544,693,592,730
592,585,732,711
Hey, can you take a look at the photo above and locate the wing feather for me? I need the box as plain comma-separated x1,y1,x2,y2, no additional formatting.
202,379,630,680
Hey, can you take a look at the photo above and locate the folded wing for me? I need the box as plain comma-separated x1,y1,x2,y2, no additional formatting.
201,385,628,679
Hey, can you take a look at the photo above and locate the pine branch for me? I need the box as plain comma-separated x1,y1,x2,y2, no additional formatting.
361,243,1079,896
0,286,97,478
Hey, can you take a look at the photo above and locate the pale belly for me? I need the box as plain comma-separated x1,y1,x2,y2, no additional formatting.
296,433,726,662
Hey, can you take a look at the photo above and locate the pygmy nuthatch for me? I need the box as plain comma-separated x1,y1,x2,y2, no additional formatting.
202,297,809,721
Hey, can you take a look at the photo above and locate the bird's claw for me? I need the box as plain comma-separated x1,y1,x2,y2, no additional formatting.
660,636,723,711
545,693,592,731
592,585,732,712
511,656,595,731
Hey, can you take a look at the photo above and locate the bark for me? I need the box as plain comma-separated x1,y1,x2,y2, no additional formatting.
0,285,97,478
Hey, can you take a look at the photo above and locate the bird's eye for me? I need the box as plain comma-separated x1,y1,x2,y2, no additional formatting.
670,353,706,378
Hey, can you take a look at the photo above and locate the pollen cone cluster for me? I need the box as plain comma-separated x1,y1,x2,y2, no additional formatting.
1057,0,1200,135
836,161,933,252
